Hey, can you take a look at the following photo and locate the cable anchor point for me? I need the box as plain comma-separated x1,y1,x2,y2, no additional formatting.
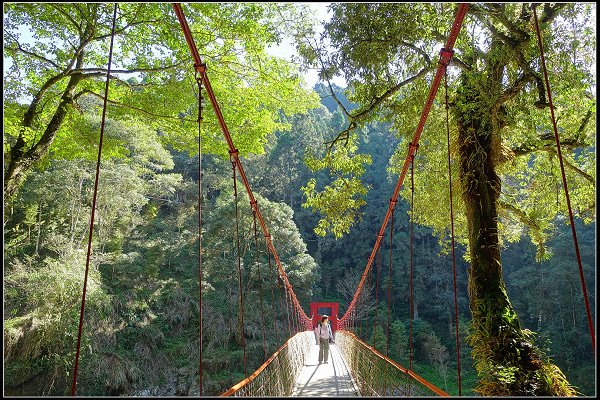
439,47,455,67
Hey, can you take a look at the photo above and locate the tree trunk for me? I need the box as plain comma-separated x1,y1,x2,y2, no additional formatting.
455,70,574,396
4,72,85,202
3,15,93,203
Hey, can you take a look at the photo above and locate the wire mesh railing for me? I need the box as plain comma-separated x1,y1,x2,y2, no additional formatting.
335,330,449,397
221,331,313,397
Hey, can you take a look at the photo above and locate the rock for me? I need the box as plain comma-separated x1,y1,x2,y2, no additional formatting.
176,378,190,396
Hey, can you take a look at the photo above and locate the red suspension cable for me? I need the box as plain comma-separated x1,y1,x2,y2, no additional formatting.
253,210,268,360
361,265,372,339
531,3,595,357
296,307,301,334
357,271,365,338
365,253,375,341
444,63,462,395
386,201,396,357
409,148,416,371
282,281,292,338
231,156,247,377
290,288,297,334
195,69,205,397
372,244,382,348
289,301,295,335
70,4,118,396
291,295,298,335
267,243,279,348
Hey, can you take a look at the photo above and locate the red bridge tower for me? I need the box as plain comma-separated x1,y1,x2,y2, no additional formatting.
310,302,339,332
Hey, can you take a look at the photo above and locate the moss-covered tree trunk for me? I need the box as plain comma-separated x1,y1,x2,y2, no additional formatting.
455,67,574,396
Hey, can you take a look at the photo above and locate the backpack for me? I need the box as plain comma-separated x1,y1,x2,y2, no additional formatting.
317,322,334,343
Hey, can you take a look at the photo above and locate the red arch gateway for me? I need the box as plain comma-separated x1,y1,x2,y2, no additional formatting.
310,302,339,332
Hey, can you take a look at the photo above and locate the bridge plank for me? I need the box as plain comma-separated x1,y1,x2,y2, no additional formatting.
292,341,359,397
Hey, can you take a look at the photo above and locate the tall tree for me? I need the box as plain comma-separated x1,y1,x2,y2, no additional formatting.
3,3,318,201
300,3,595,395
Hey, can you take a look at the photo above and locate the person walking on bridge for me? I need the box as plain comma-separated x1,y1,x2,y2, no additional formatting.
315,315,334,364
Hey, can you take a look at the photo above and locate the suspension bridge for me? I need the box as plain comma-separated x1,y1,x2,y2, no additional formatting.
66,2,595,397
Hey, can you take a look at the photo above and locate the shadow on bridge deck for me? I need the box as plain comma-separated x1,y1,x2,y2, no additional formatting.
292,342,359,397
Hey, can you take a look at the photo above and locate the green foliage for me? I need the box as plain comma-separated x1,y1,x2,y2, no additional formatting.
302,133,371,238
203,187,318,304
466,296,576,396
368,325,386,355
4,247,113,394
301,2,596,255
3,4,321,390
389,319,408,362
3,2,319,200
502,222,596,395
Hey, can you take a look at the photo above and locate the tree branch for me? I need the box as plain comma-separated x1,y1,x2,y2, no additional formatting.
478,14,518,47
324,122,354,153
449,56,471,72
561,155,595,184
471,6,550,110
507,46,547,108
321,64,433,152
70,61,186,76
511,137,588,158
91,19,164,41
5,42,62,70
61,19,96,79
21,20,97,128
364,38,432,65
497,199,544,241
50,4,83,36
540,3,569,24
309,39,352,119
520,3,532,22
72,4,92,26
398,40,431,64
508,136,594,184
351,65,432,121
357,34,469,72
481,4,530,41
576,109,593,138
433,28,486,61
495,72,535,107
23,73,70,128
11,56,87,182
67,71,136,88
75,89,197,123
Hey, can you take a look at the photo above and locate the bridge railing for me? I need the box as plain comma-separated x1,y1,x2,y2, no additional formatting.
336,330,449,397
221,331,313,397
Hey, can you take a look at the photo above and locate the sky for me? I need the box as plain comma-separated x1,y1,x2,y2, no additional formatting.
266,2,346,88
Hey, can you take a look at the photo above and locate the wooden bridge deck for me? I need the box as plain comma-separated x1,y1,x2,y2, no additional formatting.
292,340,359,397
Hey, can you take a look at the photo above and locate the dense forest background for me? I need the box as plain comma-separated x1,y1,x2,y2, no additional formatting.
4,84,595,396
3,2,596,397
